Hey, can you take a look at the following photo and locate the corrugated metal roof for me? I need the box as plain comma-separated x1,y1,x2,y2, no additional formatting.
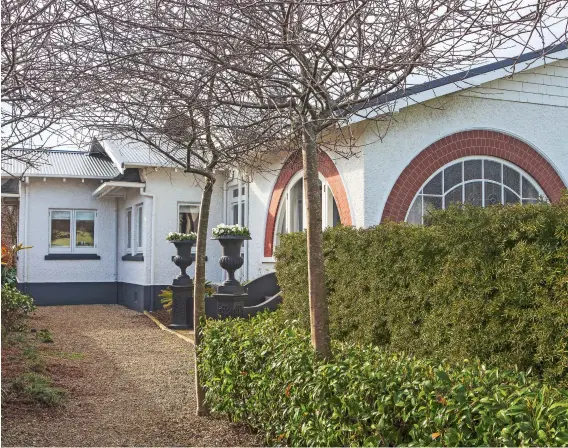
102,138,188,168
1,150,120,178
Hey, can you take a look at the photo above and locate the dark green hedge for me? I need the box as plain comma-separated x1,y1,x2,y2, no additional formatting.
199,313,568,446
275,202,568,384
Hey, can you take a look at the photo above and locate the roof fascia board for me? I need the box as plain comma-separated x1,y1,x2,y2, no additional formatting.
100,140,126,174
349,48,568,125
8,174,115,179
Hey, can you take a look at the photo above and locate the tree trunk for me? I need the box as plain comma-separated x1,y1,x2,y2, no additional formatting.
193,175,215,416
302,124,332,358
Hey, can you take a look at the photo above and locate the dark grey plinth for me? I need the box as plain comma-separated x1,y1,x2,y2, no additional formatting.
212,293,247,319
169,281,193,329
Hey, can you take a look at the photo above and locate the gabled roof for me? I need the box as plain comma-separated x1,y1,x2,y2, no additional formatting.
351,41,568,123
1,149,120,178
95,137,190,173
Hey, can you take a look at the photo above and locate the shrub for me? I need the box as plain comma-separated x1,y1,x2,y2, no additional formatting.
200,314,568,447
1,266,17,286
1,285,35,335
275,201,568,385
12,372,65,406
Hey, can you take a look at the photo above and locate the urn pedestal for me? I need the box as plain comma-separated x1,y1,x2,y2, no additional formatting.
169,240,194,329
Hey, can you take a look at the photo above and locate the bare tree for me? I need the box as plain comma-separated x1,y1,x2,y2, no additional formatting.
176,0,567,358
1,0,93,169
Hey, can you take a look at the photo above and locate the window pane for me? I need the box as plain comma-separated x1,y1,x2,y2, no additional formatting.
127,210,132,248
241,202,245,226
179,205,199,233
505,189,520,204
423,172,442,195
444,163,462,192
332,198,341,227
522,177,539,199
444,185,462,207
464,182,482,206
137,207,143,248
423,196,442,217
503,166,520,194
51,211,71,247
464,160,482,181
232,188,238,198
484,160,501,182
76,211,95,247
407,196,422,224
485,181,502,205
232,203,239,225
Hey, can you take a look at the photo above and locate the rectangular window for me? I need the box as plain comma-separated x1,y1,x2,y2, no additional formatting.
49,210,96,252
178,204,199,233
136,204,143,253
126,208,132,250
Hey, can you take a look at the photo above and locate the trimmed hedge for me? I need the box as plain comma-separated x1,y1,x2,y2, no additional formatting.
199,313,568,447
275,202,568,385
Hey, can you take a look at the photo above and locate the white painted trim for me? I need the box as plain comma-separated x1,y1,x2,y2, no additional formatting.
349,49,568,125
139,188,156,287
92,181,145,198
261,257,276,263
0,193,19,198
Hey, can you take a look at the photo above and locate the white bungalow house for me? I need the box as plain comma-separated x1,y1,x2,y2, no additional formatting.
2,44,568,311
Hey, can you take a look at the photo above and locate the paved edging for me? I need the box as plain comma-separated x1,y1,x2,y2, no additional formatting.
143,311,194,345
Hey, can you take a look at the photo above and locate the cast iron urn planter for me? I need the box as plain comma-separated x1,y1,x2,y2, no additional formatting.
168,240,194,329
171,240,194,286
214,235,251,294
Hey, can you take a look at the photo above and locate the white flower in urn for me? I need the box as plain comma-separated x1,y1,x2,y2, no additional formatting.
212,224,251,238
166,231,197,241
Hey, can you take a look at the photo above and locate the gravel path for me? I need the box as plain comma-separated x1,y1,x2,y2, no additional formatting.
2,305,262,447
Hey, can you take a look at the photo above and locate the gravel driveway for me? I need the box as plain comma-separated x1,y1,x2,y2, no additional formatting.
2,305,262,447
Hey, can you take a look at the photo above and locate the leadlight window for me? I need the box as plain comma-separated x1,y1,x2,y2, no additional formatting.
406,157,545,225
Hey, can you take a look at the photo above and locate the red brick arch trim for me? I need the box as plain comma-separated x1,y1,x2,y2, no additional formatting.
382,130,566,222
264,151,352,257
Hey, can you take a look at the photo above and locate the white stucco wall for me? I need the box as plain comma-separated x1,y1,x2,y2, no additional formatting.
17,178,117,283
362,94,568,226
140,168,224,286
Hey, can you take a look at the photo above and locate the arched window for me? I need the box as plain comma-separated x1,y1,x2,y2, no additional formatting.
274,172,341,247
406,157,546,224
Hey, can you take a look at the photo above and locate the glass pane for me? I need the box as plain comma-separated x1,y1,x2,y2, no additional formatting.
444,163,462,192
503,165,520,194
127,210,132,248
406,196,422,224
484,160,501,182
423,196,442,217
232,204,239,225
464,160,482,181
137,207,143,247
179,205,199,233
444,185,463,207
464,182,482,206
485,182,502,205
522,177,539,199
423,172,442,195
332,198,341,227
240,202,245,226
51,211,71,247
505,189,520,205
278,209,287,235
76,211,95,247
290,180,303,232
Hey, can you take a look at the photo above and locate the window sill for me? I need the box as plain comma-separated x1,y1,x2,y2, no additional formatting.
45,254,101,260
122,253,144,262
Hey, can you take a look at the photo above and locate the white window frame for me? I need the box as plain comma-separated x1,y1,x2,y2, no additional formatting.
126,207,132,252
178,202,200,254
48,209,97,253
273,171,339,249
404,156,547,224
224,179,248,281
135,203,143,254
